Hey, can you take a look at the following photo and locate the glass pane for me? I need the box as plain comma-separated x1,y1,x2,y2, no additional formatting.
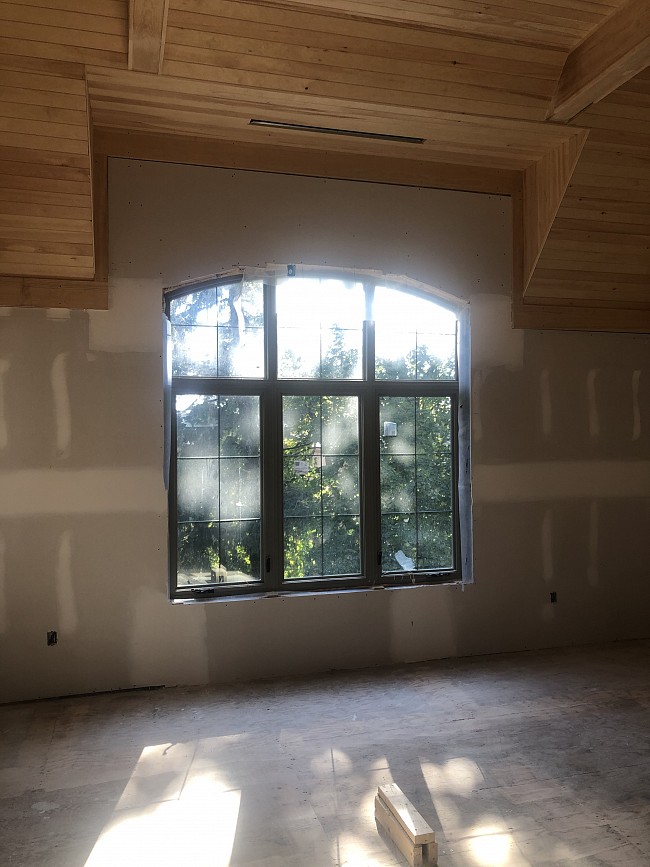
374,285,457,381
283,394,322,456
277,277,364,379
177,521,219,586
380,396,415,454
416,332,457,381
220,520,261,581
323,516,360,576
322,457,359,516
415,397,452,511
175,394,261,587
320,328,362,379
217,326,264,378
177,458,219,522
321,396,359,454
375,328,416,380
278,327,321,378
416,454,452,511
380,395,454,574
381,514,417,572
176,521,261,586
418,513,453,570
219,395,260,457
283,395,360,579
176,395,220,457
170,289,218,326
170,280,264,378
415,397,452,452
283,459,321,518
284,517,322,579
380,454,415,513
172,325,218,377
177,395,260,457
220,458,261,520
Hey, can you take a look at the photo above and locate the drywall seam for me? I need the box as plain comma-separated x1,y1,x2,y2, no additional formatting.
473,461,650,502
0,468,166,516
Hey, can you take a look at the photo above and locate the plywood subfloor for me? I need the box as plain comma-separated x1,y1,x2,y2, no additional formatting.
1,640,649,866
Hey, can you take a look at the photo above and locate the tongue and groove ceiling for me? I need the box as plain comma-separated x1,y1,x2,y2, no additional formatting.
0,0,648,330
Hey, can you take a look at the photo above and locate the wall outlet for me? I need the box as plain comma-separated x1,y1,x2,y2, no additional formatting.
47,631,58,646
550,592,558,604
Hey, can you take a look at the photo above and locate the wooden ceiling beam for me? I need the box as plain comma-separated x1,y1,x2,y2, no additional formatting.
0,142,109,310
548,0,650,122
521,129,589,294
0,276,108,309
129,0,169,74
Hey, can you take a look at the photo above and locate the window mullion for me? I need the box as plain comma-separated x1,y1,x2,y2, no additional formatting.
168,385,179,597
262,281,283,590
361,317,380,584
261,386,283,591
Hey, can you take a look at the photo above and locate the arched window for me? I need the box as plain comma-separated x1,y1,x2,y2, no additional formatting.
165,268,471,598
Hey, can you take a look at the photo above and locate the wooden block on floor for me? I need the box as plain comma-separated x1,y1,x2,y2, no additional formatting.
375,783,438,867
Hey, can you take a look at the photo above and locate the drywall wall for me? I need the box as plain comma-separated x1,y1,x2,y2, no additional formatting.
1,160,648,703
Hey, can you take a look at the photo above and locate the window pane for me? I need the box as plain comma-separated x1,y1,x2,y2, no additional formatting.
170,280,264,377
170,288,219,326
283,394,360,579
284,517,322,579
418,513,453,570
380,395,454,574
322,458,359,516
176,521,261,586
277,277,364,379
175,394,261,586
381,514,417,572
374,285,457,381
172,325,218,377
380,454,415,513
416,396,453,511
323,516,360,575
220,458,261,520
177,458,219,522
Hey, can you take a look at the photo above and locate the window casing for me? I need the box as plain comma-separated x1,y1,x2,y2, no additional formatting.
166,270,469,600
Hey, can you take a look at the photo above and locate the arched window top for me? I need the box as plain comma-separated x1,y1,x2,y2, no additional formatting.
167,267,460,383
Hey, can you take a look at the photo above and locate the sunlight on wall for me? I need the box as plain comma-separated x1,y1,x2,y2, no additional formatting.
85,745,240,867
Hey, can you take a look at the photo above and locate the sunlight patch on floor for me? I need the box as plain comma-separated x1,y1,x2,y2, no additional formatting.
85,744,240,867
466,826,522,866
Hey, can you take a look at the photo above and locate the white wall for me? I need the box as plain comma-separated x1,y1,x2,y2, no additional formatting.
1,159,648,703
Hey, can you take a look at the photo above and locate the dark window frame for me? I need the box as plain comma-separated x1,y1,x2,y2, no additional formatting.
165,271,469,600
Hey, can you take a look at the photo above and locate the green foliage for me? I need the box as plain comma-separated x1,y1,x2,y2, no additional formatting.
379,395,453,571
176,394,261,585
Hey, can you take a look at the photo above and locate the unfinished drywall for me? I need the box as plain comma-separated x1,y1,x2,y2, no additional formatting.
1,160,648,702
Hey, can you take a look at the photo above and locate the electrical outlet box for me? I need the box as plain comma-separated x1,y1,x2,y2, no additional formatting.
47,631,58,646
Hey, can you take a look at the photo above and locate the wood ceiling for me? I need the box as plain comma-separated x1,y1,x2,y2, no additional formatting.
0,0,648,330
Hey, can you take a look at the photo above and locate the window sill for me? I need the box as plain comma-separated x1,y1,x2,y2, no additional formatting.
171,578,462,604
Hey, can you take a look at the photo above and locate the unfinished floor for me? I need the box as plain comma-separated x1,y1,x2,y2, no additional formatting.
1,640,649,867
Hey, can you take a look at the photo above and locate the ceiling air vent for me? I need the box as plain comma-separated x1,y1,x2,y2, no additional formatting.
249,119,425,144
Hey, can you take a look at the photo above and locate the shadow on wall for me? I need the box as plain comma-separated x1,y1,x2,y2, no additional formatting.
0,308,167,702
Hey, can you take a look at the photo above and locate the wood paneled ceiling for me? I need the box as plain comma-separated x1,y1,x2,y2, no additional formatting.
0,0,648,329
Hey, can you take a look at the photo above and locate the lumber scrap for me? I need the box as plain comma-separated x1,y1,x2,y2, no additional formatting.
375,783,438,867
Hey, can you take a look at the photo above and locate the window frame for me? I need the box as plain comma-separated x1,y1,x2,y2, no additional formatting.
166,271,468,600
